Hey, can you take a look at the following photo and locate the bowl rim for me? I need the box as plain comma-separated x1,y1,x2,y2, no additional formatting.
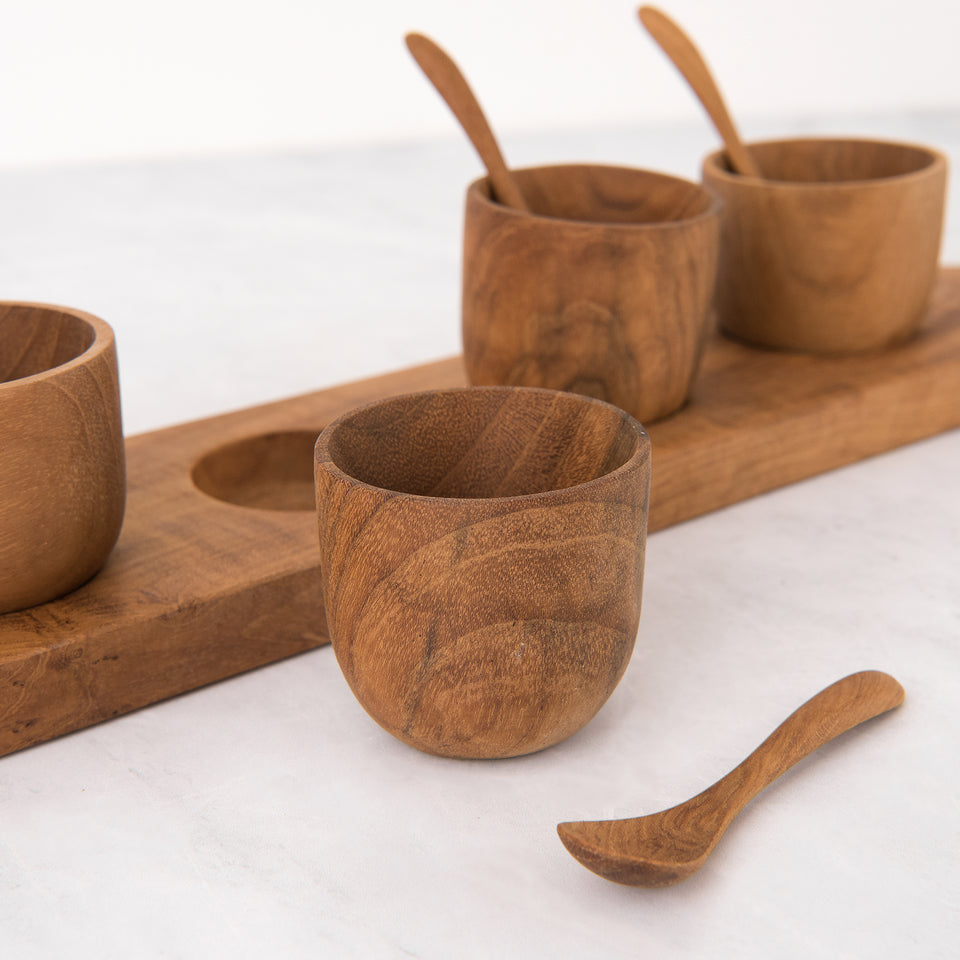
466,161,722,230
0,302,115,392
702,135,948,190
315,385,651,505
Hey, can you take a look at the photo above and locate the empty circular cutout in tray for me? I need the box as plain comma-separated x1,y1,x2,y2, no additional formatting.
192,430,320,511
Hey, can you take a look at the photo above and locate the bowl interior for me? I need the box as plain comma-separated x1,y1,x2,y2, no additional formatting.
0,305,96,384
325,388,641,499
481,164,715,225
716,138,939,184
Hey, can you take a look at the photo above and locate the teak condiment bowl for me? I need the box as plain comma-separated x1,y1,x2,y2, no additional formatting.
0,303,125,614
314,386,651,759
702,137,948,353
462,163,720,423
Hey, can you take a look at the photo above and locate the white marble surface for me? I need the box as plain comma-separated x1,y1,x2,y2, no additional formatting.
1,114,959,958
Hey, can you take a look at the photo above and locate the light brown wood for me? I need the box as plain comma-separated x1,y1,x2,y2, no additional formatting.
405,32,528,211
462,163,720,423
315,387,651,759
0,359,464,759
1,268,959,759
557,670,904,886
638,6,760,177
0,303,125,614
703,137,947,353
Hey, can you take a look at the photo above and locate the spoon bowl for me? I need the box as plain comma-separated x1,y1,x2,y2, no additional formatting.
558,670,905,886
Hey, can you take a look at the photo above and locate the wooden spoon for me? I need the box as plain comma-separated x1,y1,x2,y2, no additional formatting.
637,6,761,177
557,670,904,887
405,32,529,211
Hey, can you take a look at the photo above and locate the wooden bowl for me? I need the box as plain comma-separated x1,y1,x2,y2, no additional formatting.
0,303,125,614
702,137,948,353
314,386,651,759
462,164,720,423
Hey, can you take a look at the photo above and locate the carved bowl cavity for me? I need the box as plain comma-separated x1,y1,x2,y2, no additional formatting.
192,430,320,511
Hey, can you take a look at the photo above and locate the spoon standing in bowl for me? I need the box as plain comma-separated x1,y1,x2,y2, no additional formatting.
405,32,529,211
637,6,761,178
558,670,904,887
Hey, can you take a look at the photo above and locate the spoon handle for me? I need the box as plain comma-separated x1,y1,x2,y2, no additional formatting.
637,6,761,178
704,671,905,825
405,33,529,211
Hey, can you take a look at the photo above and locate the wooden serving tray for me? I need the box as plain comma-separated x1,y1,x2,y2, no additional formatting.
3,268,960,758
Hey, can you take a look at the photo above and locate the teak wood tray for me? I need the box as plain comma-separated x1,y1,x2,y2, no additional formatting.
3,268,960,758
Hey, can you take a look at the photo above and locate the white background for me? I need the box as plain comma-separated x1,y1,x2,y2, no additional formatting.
0,0,956,167
0,3,958,957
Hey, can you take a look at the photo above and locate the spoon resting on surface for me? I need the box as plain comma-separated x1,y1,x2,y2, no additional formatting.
405,32,529,211
558,670,904,887
637,6,761,178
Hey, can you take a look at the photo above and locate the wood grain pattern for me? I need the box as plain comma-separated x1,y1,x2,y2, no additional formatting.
637,5,760,177
0,304,125,614
557,670,905,886
703,138,948,353
1,268,958,759
462,163,720,423
405,32,528,211
315,387,651,759
0,360,465,759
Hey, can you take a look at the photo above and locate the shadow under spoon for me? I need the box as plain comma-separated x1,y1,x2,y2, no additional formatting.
404,32,529,211
558,670,905,887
